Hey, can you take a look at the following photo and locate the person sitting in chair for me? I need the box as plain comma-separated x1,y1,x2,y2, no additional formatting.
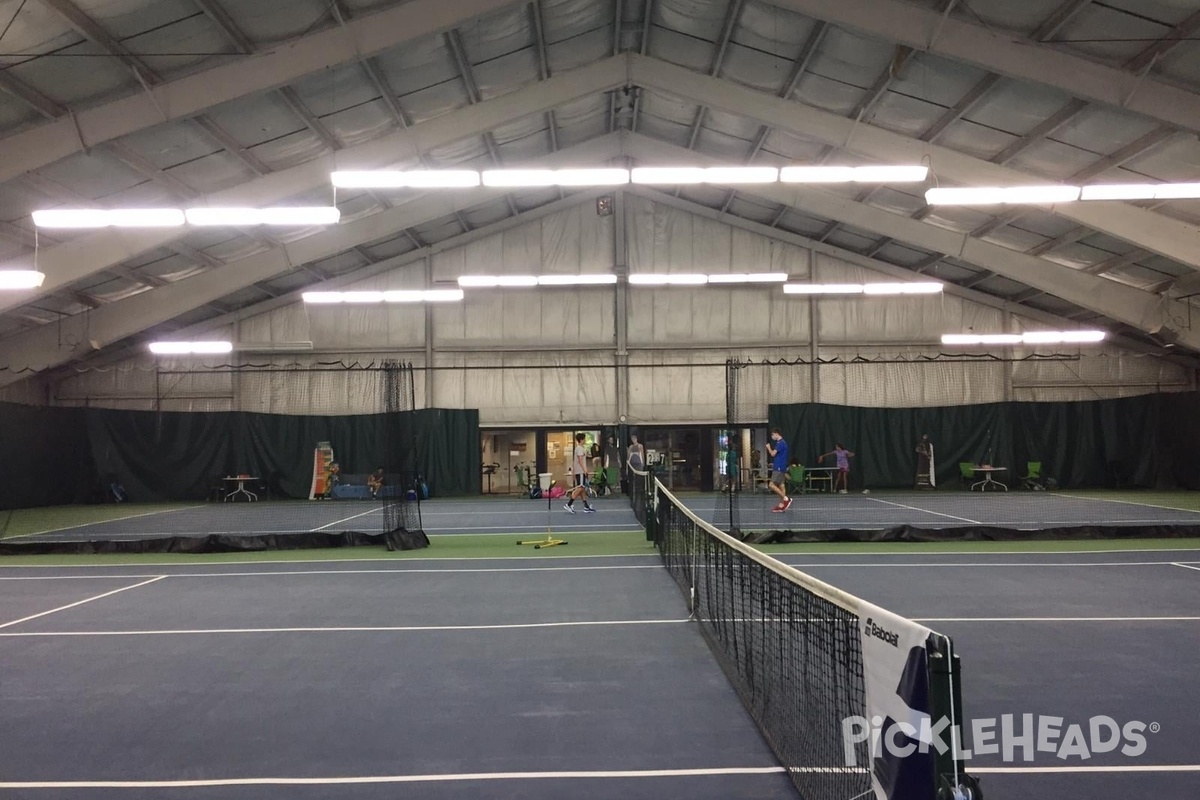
367,467,385,499
323,462,341,499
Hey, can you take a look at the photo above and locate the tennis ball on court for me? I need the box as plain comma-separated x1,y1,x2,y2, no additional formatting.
862,489,870,494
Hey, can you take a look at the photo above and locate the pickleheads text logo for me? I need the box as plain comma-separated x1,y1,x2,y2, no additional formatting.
842,714,1157,766
863,617,900,647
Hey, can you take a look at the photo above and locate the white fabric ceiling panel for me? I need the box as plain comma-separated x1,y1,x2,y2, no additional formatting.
476,49,543,102
373,34,460,97
461,199,512,229
725,194,778,224
867,186,925,217
761,129,826,163
646,27,714,73
9,40,133,108
825,228,877,252
627,353,728,424
1009,139,1115,182
935,119,1016,160
720,43,796,95
819,358,1006,406
460,4,535,64
792,72,866,118
122,12,230,79
657,0,726,43
0,102,37,140
868,92,945,139
1053,106,1162,159
544,0,612,40
1054,4,1167,64
248,129,327,173
111,119,220,172
546,27,612,74
694,125,755,161
961,79,1072,137
159,152,257,197
225,0,332,44
960,0,1059,31
888,52,990,109
702,106,769,145
35,151,141,202
316,102,395,149
1159,44,1200,89
202,91,309,151
735,0,817,57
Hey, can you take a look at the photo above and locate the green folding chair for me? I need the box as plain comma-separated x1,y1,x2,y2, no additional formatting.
1020,461,1043,490
959,462,975,488
786,464,807,495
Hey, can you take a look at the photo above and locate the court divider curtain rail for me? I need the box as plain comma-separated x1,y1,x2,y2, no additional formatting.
0,402,480,509
766,391,1200,490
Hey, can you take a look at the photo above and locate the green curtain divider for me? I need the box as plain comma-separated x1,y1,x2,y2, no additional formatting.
770,392,1200,490
0,402,480,508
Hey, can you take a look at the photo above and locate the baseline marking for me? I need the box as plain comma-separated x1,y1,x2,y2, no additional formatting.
916,616,1200,623
1,506,206,540
0,618,690,637
0,766,789,789
0,576,166,629
309,507,384,531
971,764,1200,774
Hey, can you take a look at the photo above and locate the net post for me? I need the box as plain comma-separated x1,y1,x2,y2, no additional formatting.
928,634,981,798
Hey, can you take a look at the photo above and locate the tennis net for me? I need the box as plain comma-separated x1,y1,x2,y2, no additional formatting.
653,478,978,800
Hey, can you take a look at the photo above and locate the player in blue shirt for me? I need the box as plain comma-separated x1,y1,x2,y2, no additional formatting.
766,428,792,512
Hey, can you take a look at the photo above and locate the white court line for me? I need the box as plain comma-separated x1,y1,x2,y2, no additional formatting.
916,616,1200,623
0,766,789,790
1173,562,1200,573
1053,492,1200,516
0,576,165,630
309,506,384,531
0,564,664,580
971,764,1200,774
862,496,980,524
17,525,643,539
1,506,207,540
7,560,1199,581
0,618,689,637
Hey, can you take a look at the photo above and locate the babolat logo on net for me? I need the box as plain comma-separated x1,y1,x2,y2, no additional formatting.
842,714,1157,765
863,617,900,647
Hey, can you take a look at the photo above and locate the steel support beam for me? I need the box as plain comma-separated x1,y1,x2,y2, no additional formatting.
624,131,1200,350
625,55,1200,272
0,134,625,383
0,0,522,184
0,54,630,313
768,0,1200,133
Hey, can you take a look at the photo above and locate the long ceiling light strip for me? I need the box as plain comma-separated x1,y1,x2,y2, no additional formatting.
456,274,782,287
941,331,1106,345
148,341,234,355
784,282,943,295
34,208,340,228
0,270,46,290
928,183,1200,205
781,166,928,183
302,290,465,304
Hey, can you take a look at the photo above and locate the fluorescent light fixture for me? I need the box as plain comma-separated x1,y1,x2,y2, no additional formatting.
301,292,344,304
537,274,619,286
481,169,629,187
383,289,464,302
457,275,539,288
1148,182,1200,200
783,283,866,295
941,334,1023,345
862,282,943,295
33,209,186,227
706,273,789,284
941,331,1105,346
781,165,928,183
701,167,779,183
1079,184,1157,201
631,167,707,184
628,273,709,285
331,170,481,188
148,341,233,355
0,270,45,289
924,186,1081,205
1020,330,1107,344
1079,182,1200,201
303,289,464,303
185,207,340,226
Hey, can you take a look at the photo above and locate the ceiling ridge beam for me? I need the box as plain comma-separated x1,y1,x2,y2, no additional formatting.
0,0,523,184
767,0,1200,134
626,54,1200,273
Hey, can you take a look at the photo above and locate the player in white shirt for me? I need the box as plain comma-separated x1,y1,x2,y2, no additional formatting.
564,432,596,513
